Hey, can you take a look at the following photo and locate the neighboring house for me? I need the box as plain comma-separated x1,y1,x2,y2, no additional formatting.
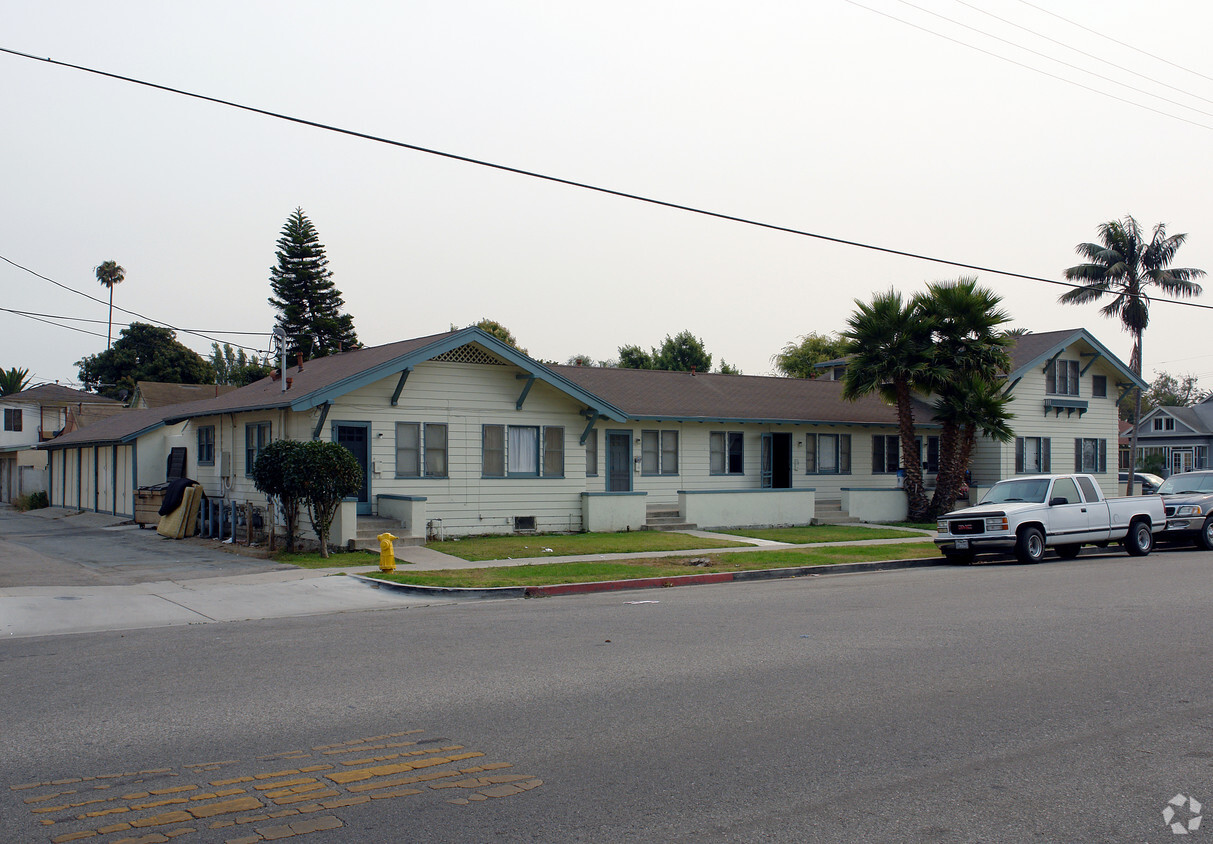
1126,398,1213,476
965,328,1142,500
0,385,119,503
38,326,1136,539
128,381,237,409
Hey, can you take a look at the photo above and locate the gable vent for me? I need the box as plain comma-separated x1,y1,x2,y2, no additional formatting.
431,344,508,366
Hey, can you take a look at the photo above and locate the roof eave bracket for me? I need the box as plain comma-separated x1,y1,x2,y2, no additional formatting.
580,411,600,446
313,402,331,440
390,368,412,406
516,374,536,410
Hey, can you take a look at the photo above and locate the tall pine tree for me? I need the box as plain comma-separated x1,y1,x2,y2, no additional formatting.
268,208,359,359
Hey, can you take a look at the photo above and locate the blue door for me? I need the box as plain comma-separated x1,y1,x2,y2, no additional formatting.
334,423,371,514
607,432,632,492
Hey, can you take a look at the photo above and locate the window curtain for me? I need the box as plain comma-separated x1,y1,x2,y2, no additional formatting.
508,426,538,474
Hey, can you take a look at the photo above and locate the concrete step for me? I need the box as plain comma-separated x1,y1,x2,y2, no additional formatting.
353,535,426,552
640,522,698,532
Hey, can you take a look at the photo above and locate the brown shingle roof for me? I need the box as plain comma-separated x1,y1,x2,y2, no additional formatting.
551,365,934,426
131,382,238,408
0,384,118,406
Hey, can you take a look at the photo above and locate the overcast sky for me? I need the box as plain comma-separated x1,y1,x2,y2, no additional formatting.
3,1,1211,390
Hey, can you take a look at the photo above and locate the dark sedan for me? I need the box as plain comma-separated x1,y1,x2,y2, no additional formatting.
1157,470,1213,550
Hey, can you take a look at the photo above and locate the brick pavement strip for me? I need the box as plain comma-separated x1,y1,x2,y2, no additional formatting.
13,730,542,842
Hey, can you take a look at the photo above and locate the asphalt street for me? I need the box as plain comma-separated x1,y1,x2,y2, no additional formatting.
2,546,1211,843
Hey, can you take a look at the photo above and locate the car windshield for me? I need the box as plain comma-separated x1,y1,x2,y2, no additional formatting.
1157,473,1213,495
981,478,1050,504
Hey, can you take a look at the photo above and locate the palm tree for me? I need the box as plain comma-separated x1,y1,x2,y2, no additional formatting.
916,278,1014,517
95,260,126,349
0,366,31,396
1060,216,1205,492
841,289,938,521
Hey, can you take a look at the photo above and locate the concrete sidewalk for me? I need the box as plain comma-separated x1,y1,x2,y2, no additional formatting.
0,568,457,639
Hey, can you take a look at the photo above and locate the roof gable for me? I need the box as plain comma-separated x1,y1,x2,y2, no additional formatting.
1007,328,1143,390
159,328,628,425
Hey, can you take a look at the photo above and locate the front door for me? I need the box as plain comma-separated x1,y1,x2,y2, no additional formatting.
334,423,371,514
761,433,793,489
1172,448,1194,475
606,431,632,492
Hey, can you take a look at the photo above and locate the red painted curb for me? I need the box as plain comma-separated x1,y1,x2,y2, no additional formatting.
525,571,735,597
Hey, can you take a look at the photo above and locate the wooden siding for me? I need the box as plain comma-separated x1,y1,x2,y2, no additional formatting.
971,339,1122,496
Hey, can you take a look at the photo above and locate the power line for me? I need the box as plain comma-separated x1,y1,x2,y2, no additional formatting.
953,0,1213,109
0,253,268,352
1,46,1211,314
0,308,108,340
844,0,1213,132
1014,0,1213,86
890,0,1213,120
0,305,271,336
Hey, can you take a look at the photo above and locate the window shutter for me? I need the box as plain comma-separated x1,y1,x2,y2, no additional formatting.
839,435,851,474
1075,438,1083,472
1046,363,1056,394
805,435,816,473
1042,438,1051,472
1015,438,1024,473
872,435,883,473
1098,439,1107,473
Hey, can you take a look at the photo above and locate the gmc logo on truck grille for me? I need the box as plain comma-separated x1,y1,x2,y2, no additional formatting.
951,520,982,534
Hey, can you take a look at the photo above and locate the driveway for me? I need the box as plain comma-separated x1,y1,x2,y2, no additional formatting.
0,507,452,638
0,506,292,587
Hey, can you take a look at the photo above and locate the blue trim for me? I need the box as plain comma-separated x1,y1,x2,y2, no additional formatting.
312,402,331,440
581,491,647,497
288,328,627,421
580,412,600,447
197,425,216,466
840,487,902,492
677,488,816,495
377,494,428,502
1079,352,1103,375
390,368,411,406
111,444,118,516
626,415,941,429
515,374,536,410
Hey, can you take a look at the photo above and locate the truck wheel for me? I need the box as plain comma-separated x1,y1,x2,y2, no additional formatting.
1015,527,1046,564
1055,544,1081,560
944,549,975,565
1124,519,1153,557
1195,516,1213,551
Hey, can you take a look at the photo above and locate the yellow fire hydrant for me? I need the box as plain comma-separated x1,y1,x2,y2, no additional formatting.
377,533,397,572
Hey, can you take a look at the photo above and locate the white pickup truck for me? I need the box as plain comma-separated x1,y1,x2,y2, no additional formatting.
935,473,1166,564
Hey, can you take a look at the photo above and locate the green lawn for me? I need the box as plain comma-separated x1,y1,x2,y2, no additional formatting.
273,550,380,569
367,541,940,588
714,525,928,543
424,531,749,562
